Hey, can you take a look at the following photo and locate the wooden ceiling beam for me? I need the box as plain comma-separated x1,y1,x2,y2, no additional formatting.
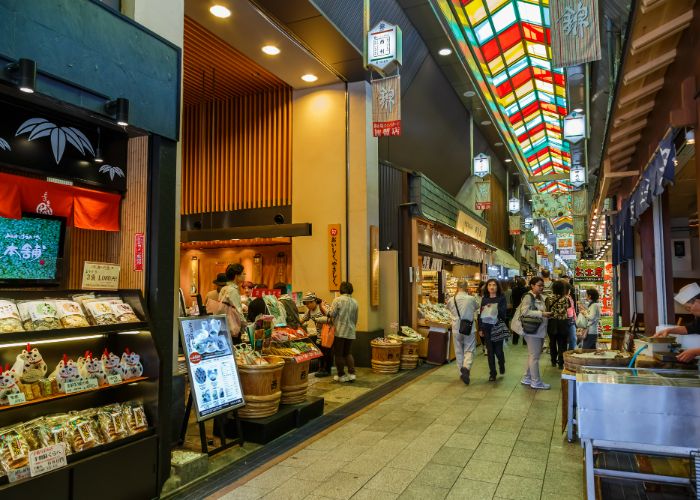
614,101,656,127
640,0,670,14
610,157,633,170
631,10,694,55
623,49,677,85
606,170,640,179
609,147,636,161
618,79,664,108
610,119,648,141
608,134,642,153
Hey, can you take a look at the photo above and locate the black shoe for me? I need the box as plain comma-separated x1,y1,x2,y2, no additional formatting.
460,367,470,385
488,375,496,382
551,362,557,368
558,364,564,370
499,364,505,375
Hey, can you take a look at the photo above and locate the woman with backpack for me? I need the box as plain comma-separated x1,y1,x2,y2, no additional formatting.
545,280,571,369
515,276,552,390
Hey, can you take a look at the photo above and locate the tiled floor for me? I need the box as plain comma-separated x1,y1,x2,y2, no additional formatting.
210,343,585,500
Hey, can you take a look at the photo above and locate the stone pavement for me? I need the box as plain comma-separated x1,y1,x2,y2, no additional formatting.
210,342,584,500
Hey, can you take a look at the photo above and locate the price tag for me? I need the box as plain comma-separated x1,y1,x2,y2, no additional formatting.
107,374,122,385
7,465,31,483
64,378,99,394
7,392,26,405
29,444,67,477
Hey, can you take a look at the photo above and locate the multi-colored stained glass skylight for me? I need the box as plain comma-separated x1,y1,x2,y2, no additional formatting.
450,0,571,193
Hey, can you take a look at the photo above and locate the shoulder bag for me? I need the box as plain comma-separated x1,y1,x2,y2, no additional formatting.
454,297,473,335
490,319,510,342
520,293,543,335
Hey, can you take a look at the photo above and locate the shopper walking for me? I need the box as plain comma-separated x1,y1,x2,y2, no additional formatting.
479,279,507,381
545,280,570,369
301,293,333,377
515,277,552,389
329,282,359,383
205,273,228,314
562,276,578,349
511,277,529,345
580,289,601,349
447,281,479,385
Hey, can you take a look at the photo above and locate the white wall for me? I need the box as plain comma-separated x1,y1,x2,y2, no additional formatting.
122,0,185,48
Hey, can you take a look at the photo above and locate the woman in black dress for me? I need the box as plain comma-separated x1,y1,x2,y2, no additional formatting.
479,279,508,381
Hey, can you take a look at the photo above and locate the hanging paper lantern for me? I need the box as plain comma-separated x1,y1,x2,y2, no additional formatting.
473,153,490,178
508,197,520,214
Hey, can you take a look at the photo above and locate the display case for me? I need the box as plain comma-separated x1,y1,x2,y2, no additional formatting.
0,289,159,500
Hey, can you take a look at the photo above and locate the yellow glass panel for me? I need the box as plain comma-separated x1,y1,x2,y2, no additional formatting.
515,81,534,98
499,93,516,107
487,56,505,75
504,43,526,66
465,0,487,24
486,0,510,12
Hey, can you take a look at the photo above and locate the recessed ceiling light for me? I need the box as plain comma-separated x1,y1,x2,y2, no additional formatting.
481,120,491,126
262,45,280,55
573,107,583,113
209,5,231,18
438,48,452,56
494,142,503,146
463,90,476,97
301,74,318,82
505,158,512,163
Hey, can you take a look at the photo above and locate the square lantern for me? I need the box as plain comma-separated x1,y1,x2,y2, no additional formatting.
524,217,533,229
473,153,491,178
564,112,586,144
508,197,520,214
570,165,586,187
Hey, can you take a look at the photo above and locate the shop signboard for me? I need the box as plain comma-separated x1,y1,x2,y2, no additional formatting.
366,21,402,75
508,215,521,235
574,260,604,282
456,210,487,243
0,99,128,192
475,180,491,210
328,224,342,291
81,261,120,290
178,315,245,421
372,75,401,137
251,288,281,299
556,234,574,251
550,0,602,69
575,260,612,338
133,232,145,271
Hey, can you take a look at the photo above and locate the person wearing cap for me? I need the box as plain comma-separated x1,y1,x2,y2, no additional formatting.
205,273,228,314
654,282,700,362
300,293,332,377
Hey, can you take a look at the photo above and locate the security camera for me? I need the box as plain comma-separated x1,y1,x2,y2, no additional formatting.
273,214,285,225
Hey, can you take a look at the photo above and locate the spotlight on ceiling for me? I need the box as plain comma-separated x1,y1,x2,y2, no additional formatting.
5,58,36,94
463,90,476,98
105,98,129,127
504,158,512,163
573,107,583,113
438,48,452,56
301,74,318,83
262,45,280,55
209,5,232,18
481,120,491,126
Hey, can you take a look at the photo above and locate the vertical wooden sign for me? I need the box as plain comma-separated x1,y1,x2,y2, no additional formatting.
370,225,380,307
328,224,341,291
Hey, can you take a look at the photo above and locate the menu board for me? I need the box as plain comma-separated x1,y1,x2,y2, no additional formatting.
178,315,245,421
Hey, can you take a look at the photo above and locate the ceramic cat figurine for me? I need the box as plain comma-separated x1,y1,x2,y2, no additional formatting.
0,365,20,405
101,349,123,378
80,351,107,386
12,343,48,383
119,348,143,380
51,355,82,393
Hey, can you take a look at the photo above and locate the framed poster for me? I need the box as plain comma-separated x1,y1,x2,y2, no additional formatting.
178,315,245,421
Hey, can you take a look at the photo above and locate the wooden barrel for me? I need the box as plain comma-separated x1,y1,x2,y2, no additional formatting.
237,356,285,418
400,342,419,370
563,349,632,372
280,358,310,405
371,340,401,374
611,328,626,351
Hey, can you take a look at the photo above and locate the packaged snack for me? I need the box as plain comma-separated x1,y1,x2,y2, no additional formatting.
55,300,90,328
45,415,71,456
0,300,23,333
39,378,54,397
19,418,50,451
122,401,148,434
96,404,129,442
17,300,62,331
83,300,118,325
13,343,48,383
49,355,82,393
119,348,143,380
0,365,21,405
66,414,102,452
110,302,139,323
0,427,30,473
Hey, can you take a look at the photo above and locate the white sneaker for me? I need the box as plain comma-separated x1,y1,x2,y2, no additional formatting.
334,374,351,383
347,374,356,382
530,381,551,390
520,377,532,385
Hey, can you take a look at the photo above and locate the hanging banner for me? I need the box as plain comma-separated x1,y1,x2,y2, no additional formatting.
571,189,587,216
557,233,575,250
475,180,491,210
531,193,571,219
550,0,601,69
372,75,401,137
574,259,604,282
525,232,535,246
573,215,587,238
133,232,145,272
328,224,342,291
455,210,487,243
508,215,521,235
370,225,380,307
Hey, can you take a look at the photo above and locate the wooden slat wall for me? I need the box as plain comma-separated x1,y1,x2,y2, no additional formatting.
182,88,292,214
67,229,113,288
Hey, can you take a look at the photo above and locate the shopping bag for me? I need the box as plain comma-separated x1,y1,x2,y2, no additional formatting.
490,320,510,342
575,314,589,329
320,324,335,348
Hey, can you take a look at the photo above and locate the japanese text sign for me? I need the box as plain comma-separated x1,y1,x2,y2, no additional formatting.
550,0,602,68
134,232,145,272
328,224,342,291
81,261,120,290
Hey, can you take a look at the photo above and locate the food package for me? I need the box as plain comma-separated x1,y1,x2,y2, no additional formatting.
17,300,62,331
96,404,129,442
19,418,51,451
49,355,83,393
13,344,48,383
55,300,90,328
39,378,55,397
83,300,118,325
110,302,139,323
119,348,143,380
0,365,21,405
0,427,30,473
45,415,72,456
66,413,102,452
122,401,148,434
0,300,23,333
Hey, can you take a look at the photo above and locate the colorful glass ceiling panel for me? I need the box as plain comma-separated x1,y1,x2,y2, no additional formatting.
452,0,571,194
552,215,573,232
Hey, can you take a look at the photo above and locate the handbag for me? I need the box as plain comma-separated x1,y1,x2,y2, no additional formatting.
575,313,589,329
490,319,510,342
520,293,543,335
453,297,473,335
212,286,243,337
320,323,335,348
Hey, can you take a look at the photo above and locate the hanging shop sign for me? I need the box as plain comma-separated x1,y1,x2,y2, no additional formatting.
456,210,487,243
509,215,521,235
550,0,601,69
524,217,533,229
366,21,402,75
574,259,604,282
133,232,145,272
81,261,120,290
370,225,380,307
328,224,342,291
178,315,245,421
531,193,571,219
475,180,491,210
570,165,586,187
372,75,401,137
0,98,128,192
556,234,575,251
473,153,491,178
628,133,677,225
508,197,520,214
571,189,588,216
563,112,586,144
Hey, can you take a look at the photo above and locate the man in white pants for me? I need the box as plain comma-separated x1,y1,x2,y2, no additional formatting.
447,281,479,384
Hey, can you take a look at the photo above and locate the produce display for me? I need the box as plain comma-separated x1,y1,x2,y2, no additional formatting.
0,294,142,333
370,337,402,345
398,326,423,343
0,401,148,476
271,327,308,343
267,341,321,358
417,302,452,325
234,345,269,365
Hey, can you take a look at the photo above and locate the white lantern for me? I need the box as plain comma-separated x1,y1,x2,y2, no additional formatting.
508,197,520,214
563,112,586,144
524,217,533,229
570,165,586,187
473,153,491,178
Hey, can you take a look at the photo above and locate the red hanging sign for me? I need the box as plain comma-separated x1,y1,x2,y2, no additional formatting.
251,289,281,299
134,233,145,271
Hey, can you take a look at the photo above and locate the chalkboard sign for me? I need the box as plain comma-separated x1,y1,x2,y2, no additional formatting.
178,315,245,421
